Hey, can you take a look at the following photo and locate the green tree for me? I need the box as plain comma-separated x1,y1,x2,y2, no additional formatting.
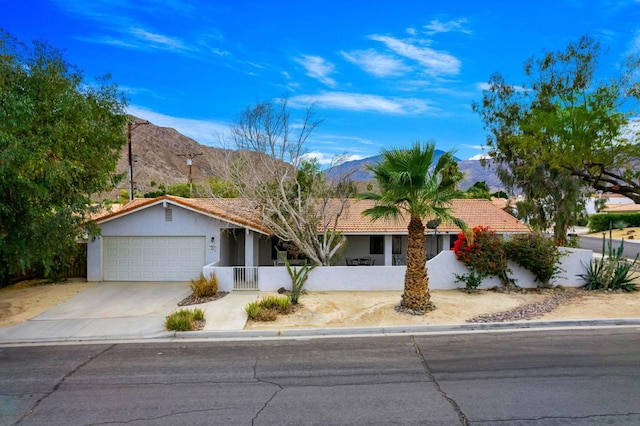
464,181,492,199
0,32,127,284
360,142,466,312
474,36,640,210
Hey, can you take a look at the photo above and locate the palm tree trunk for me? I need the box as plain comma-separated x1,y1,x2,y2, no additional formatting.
401,216,433,311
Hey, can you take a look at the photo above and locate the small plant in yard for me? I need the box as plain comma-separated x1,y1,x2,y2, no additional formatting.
245,295,293,321
245,301,262,320
580,229,639,292
613,220,628,230
503,232,563,287
454,269,485,292
259,295,293,314
190,273,219,298
278,249,317,304
165,308,205,331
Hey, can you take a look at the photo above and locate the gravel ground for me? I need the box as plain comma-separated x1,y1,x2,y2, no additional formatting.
466,289,584,323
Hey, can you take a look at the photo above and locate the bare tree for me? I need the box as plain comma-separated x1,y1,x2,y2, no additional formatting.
225,98,353,266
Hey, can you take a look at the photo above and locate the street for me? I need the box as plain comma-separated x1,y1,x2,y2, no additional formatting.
580,235,640,260
1,328,639,425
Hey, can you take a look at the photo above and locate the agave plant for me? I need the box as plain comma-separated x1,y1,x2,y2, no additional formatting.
580,228,639,292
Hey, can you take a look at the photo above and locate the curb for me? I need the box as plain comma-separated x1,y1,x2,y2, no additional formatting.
2,319,639,346
172,318,640,340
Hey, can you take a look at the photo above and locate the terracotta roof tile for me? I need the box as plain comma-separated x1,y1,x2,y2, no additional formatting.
92,196,529,235
333,199,529,234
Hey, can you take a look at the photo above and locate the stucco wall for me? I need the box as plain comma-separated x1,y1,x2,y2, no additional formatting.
205,248,592,292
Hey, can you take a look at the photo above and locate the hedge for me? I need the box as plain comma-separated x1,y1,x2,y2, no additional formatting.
589,213,640,232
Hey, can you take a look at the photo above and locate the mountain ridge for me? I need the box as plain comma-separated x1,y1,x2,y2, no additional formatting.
102,120,502,199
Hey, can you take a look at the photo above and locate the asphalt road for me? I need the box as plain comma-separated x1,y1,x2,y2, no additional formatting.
2,328,639,425
579,235,640,259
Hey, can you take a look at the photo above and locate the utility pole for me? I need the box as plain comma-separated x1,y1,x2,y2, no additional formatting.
127,120,149,201
177,152,203,195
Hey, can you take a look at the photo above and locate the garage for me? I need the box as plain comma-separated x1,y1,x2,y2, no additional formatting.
103,236,205,281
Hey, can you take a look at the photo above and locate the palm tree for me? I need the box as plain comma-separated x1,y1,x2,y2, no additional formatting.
360,142,466,312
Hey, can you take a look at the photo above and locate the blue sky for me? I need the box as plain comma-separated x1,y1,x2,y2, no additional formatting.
3,0,640,163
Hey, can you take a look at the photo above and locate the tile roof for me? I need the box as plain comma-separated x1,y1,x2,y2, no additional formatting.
333,198,529,234
94,196,270,234
601,203,640,213
92,196,529,235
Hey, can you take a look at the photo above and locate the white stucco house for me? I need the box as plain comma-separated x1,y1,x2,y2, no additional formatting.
86,195,532,284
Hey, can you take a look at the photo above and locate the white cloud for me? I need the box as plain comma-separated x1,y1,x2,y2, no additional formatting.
302,151,363,166
423,18,472,35
128,27,193,52
127,105,231,146
467,153,490,160
340,49,409,77
369,34,461,76
294,55,337,87
289,91,433,114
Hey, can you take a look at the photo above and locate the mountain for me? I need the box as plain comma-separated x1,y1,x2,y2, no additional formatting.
325,153,503,191
100,120,233,199
100,121,503,200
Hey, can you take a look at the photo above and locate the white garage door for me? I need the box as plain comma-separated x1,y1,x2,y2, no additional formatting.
103,236,205,281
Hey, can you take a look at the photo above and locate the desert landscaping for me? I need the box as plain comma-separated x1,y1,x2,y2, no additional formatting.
2,229,638,331
1,273,639,331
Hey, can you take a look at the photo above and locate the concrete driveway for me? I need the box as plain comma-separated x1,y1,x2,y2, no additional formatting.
0,282,191,344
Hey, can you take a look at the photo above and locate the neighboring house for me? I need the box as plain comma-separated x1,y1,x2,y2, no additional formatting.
600,203,640,213
87,195,530,282
586,193,635,214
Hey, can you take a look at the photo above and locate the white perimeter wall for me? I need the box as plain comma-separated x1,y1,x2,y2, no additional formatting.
205,248,593,292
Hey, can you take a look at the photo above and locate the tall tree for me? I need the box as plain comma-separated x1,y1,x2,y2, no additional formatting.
0,31,128,284
360,142,466,312
225,99,352,265
474,36,640,212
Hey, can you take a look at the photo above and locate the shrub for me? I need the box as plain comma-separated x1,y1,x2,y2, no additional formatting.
613,220,628,230
259,295,292,314
245,295,293,321
165,308,204,331
454,269,485,292
254,308,278,321
191,273,219,298
245,301,262,320
453,226,511,285
503,233,562,287
191,308,205,321
589,213,640,232
580,230,639,292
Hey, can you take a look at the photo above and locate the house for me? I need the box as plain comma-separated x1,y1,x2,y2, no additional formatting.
86,195,530,282
600,203,640,213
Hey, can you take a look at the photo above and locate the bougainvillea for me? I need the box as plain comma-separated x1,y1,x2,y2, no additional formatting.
453,226,510,284
503,233,562,286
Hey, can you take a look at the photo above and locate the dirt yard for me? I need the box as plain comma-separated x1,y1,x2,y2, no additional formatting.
2,276,639,331
243,288,640,330
0,279,94,327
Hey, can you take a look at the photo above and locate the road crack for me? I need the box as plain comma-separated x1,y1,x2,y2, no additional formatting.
251,357,283,426
472,412,640,423
14,344,116,425
411,336,468,426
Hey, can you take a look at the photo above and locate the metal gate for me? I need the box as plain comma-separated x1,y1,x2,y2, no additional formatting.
233,267,259,290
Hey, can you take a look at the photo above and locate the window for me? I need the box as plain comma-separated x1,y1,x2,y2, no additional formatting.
164,207,172,221
392,236,402,254
370,236,384,254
